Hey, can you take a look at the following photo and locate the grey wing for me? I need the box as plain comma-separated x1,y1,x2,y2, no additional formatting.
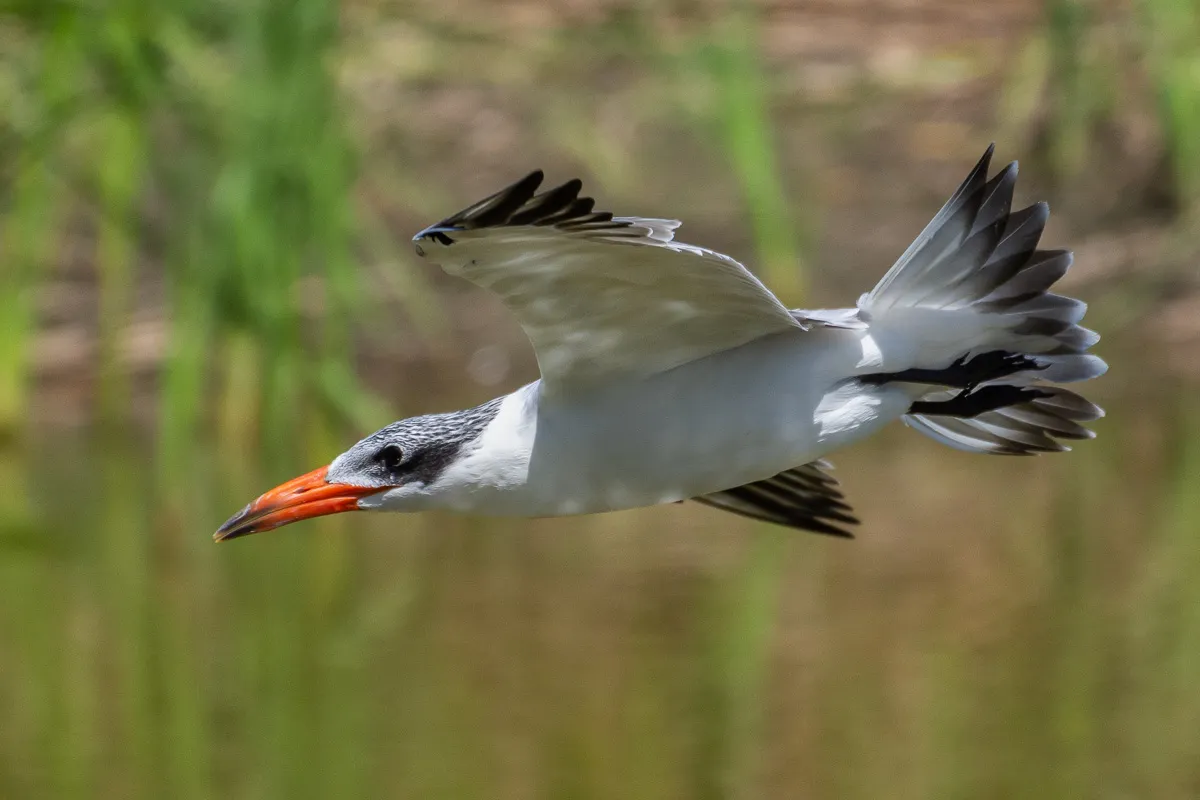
692,460,858,538
412,171,817,394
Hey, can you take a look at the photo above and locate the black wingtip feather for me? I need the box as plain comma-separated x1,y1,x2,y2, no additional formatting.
414,171,635,246
467,171,546,228
692,462,860,539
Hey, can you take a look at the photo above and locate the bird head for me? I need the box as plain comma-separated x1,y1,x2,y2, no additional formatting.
214,404,500,541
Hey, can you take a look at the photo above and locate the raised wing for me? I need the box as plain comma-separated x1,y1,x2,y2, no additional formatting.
692,460,858,538
412,171,805,394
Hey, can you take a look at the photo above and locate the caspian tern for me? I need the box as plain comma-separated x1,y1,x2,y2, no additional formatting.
216,145,1106,541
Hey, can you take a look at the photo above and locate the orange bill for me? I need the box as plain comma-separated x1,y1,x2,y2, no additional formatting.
214,465,382,542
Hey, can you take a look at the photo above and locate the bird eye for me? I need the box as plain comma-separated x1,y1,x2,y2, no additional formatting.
378,444,404,471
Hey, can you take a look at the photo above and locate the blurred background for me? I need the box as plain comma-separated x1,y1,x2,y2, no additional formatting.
2,0,1199,797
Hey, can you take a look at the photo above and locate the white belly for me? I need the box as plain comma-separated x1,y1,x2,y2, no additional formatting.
435,327,917,517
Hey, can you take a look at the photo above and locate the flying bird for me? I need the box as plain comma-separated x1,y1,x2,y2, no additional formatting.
216,146,1106,542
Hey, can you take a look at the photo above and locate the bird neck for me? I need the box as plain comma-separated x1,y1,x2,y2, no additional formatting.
414,384,540,510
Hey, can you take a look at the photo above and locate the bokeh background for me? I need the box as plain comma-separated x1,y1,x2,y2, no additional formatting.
2,1,1199,798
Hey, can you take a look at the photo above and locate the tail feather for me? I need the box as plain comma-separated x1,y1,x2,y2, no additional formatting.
859,144,1107,454
1025,353,1105,383
904,386,1103,456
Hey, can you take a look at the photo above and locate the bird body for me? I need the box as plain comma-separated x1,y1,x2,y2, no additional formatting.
217,146,1107,541
522,326,883,511
356,326,907,518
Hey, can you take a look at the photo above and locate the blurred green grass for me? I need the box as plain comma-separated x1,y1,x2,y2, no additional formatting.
2,2,1200,799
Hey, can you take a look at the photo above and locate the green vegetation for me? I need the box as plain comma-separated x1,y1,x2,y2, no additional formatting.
1,2,1199,799
1140,0,1200,217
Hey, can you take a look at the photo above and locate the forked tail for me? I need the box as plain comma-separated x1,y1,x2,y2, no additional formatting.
857,145,1106,454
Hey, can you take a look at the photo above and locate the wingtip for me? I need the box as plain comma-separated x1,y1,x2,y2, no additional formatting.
957,143,996,189
975,142,996,169
496,169,547,208
514,169,546,195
